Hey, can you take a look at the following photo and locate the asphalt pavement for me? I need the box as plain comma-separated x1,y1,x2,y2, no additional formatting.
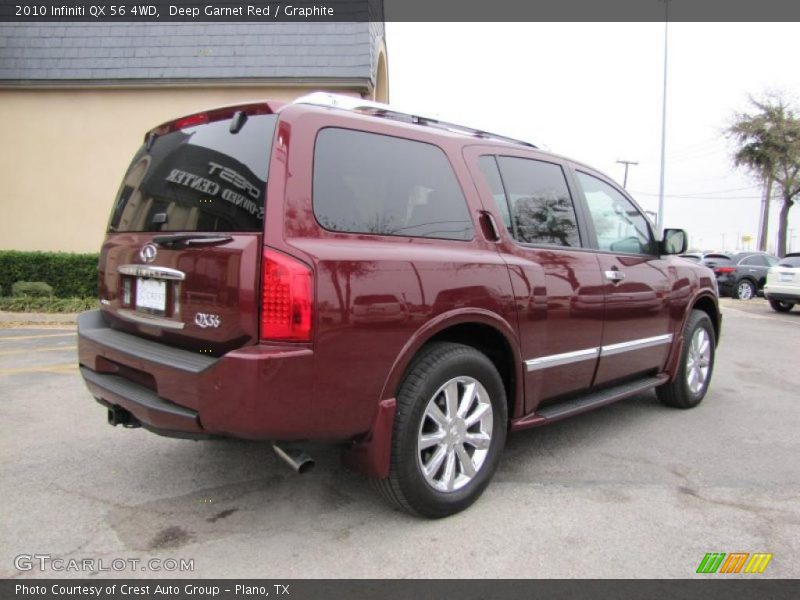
1,297,798,578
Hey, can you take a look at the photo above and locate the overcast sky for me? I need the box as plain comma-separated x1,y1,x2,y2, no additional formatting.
385,22,800,253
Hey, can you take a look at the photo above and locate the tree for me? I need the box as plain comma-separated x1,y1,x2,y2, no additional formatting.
727,96,800,256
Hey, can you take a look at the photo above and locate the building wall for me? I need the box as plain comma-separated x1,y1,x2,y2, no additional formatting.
0,86,363,252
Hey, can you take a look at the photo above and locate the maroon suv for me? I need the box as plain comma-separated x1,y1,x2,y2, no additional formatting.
78,93,721,518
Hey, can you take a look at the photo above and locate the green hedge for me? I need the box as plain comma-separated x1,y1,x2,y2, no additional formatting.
0,251,99,298
12,281,54,297
0,296,99,313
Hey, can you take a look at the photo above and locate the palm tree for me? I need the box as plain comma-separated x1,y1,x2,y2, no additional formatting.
728,101,779,251
728,96,800,256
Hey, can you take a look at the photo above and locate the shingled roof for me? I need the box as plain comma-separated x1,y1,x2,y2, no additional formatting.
0,22,385,86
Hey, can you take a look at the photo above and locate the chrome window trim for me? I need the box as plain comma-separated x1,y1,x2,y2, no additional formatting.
525,334,673,370
118,264,186,281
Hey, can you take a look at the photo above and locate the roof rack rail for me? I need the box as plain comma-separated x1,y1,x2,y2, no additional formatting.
292,92,537,149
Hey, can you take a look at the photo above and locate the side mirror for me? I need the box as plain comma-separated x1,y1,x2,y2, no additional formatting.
661,229,687,255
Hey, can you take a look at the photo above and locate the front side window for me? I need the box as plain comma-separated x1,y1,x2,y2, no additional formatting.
313,128,473,241
478,155,581,247
576,171,654,255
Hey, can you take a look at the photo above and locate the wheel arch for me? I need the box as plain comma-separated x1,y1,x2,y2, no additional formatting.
690,293,721,344
663,291,721,383
379,310,524,422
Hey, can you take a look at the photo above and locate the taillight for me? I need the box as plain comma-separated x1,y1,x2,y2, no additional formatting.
714,266,736,274
260,249,313,342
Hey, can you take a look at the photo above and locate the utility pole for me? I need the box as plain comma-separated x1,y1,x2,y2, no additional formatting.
616,159,639,188
657,0,671,235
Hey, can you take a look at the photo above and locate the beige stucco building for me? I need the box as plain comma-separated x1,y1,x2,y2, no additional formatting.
0,22,388,252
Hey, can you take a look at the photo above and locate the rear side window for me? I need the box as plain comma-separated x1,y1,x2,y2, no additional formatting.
478,155,581,248
108,114,277,233
313,128,473,241
739,255,768,267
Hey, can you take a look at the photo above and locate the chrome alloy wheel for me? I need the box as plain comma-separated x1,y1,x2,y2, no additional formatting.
416,376,494,493
737,281,754,300
686,328,711,394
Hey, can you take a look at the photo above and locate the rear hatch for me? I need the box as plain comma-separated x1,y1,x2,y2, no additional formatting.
769,256,800,286
702,253,734,274
99,106,279,355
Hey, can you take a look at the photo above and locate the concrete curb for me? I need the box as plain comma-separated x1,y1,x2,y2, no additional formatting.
0,311,78,328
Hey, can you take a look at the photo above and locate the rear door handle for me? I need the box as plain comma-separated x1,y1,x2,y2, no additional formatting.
604,270,626,283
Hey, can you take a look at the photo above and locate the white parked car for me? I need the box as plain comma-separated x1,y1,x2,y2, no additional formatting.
764,253,800,312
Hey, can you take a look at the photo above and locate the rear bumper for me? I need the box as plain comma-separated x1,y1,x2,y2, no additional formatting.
83,368,210,438
764,285,800,303
715,276,734,295
77,310,322,440
764,291,800,303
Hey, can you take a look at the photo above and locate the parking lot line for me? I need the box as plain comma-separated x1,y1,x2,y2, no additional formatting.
0,345,77,357
722,304,800,326
0,363,77,376
0,332,76,342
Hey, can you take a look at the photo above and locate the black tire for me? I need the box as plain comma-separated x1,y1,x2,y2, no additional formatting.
732,279,756,300
657,310,716,409
373,342,507,518
769,299,794,313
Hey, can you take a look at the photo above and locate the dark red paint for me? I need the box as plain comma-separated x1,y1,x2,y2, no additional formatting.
78,100,720,477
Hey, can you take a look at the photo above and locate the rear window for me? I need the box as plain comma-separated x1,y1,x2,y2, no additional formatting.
313,128,473,241
108,114,277,233
778,257,800,268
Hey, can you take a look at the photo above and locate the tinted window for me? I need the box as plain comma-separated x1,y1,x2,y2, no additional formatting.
577,171,654,255
477,156,512,230
490,156,580,247
108,114,277,233
313,128,473,241
739,254,768,267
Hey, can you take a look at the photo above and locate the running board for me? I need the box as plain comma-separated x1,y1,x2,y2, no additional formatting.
511,374,669,431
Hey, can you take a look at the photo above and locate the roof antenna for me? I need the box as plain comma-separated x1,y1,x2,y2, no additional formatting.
230,111,248,134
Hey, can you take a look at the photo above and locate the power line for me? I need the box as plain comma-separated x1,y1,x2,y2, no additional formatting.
631,191,761,200
630,184,761,198
673,184,761,194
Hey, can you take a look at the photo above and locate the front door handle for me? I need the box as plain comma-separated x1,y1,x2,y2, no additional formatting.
479,211,501,242
604,270,626,283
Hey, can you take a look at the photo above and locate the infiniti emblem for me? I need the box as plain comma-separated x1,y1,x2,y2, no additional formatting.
139,243,158,263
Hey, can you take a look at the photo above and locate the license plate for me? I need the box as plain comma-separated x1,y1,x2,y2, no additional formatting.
780,273,794,283
136,278,167,313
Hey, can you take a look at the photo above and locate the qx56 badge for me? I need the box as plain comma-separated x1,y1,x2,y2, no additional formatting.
195,313,221,329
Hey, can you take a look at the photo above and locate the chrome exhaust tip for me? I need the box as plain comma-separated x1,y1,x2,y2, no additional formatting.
272,444,315,474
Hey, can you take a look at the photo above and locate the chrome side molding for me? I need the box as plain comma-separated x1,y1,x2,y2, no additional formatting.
525,334,673,372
